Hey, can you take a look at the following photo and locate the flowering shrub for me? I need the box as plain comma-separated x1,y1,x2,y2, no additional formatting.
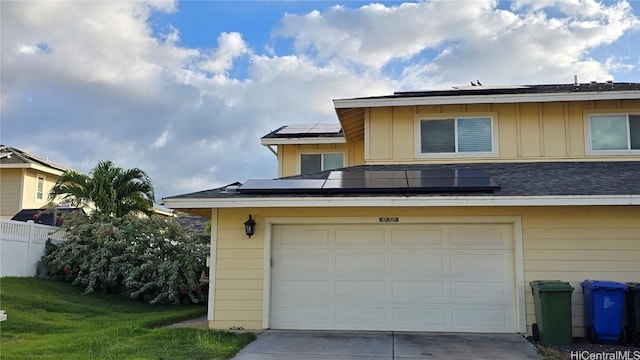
40,212,209,305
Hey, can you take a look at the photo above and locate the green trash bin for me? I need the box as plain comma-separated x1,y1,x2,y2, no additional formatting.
530,280,574,346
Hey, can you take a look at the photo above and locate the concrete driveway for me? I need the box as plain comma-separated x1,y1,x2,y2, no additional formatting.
231,330,541,360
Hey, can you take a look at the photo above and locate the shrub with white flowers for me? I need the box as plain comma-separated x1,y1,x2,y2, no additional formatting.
40,212,209,305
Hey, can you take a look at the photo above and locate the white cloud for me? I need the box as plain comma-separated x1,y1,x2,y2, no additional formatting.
199,32,251,74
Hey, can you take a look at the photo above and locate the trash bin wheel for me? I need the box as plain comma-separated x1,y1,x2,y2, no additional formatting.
587,325,596,343
532,323,540,341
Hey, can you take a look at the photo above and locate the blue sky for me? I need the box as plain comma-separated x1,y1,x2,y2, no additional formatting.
2,0,639,200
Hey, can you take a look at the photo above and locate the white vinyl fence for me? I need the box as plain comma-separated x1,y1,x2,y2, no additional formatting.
1,219,66,277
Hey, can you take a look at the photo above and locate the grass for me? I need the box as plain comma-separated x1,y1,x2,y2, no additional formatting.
0,277,256,360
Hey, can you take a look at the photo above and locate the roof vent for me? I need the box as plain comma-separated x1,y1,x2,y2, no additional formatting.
223,185,239,194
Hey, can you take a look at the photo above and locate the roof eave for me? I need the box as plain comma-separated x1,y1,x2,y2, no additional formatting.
333,90,640,109
0,162,65,175
162,194,640,210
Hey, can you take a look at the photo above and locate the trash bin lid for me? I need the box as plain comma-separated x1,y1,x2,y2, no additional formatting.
626,282,640,291
581,280,628,291
530,280,574,291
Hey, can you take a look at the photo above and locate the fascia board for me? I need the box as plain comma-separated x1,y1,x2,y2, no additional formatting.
162,194,640,209
260,137,346,145
333,91,640,109
0,163,65,176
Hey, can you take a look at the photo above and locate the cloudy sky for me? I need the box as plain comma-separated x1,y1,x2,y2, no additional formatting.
2,0,639,201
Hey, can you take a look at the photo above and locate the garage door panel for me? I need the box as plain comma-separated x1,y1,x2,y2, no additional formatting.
392,280,446,299
335,280,386,298
278,228,329,245
275,253,330,273
452,308,510,330
336,229,385,245
451,281,508,299
335,254,386,273
450,254,510,274
336,307,386,326
271,223,517,332
393,308,447,327
272,306,331,327
274,280,330,297
391,228,444,245
392,254,445,274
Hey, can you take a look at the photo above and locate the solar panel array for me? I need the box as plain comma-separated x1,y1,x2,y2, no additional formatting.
275,124,342,135
238,169,499,194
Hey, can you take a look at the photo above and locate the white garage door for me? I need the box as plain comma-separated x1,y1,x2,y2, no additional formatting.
270,223,517,332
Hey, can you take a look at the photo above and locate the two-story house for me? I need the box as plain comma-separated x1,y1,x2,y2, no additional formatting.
162,82,640,337
0,145,68,219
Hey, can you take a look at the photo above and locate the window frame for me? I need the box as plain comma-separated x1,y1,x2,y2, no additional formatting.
415,114,498,158
35,175,45,201
585,111,640,155
298,152,346,174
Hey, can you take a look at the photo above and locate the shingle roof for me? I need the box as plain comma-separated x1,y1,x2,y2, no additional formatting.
0,145,68,172
262,124,344,139
164,161,640,200
341,82,640,101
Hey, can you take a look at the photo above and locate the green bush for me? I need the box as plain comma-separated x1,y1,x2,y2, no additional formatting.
39,212,209,305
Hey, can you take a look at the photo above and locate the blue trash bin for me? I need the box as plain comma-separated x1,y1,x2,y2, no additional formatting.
581,280,628,343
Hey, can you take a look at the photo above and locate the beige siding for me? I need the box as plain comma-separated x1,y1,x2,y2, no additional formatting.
209,206,640,336
365,99,640,164
0,169,24,218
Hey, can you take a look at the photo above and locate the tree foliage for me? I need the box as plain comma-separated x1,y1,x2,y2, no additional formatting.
39,212,209,305
49,160,155,217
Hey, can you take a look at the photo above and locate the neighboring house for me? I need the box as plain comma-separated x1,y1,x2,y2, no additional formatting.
0,146,68,219
162,82,640,336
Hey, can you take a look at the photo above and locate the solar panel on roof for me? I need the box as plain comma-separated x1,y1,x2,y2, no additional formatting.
238,169,499,194
239,179,326,193
323,178,408,190
275,124,342,135
327,170,406,180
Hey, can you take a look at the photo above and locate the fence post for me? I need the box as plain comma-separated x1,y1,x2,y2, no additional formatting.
25,220,35,276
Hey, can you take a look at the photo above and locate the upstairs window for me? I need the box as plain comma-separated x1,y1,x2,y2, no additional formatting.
419,117,494,154
36,176,45,200
300,153,344,174
589,114,640,152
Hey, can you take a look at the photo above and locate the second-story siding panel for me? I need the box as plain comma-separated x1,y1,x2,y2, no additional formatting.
392,107,414,160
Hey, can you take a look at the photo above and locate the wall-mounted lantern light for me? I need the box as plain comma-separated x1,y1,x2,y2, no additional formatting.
244,215,256,238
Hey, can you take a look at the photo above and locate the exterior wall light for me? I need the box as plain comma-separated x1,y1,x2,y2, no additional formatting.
244,215,256,238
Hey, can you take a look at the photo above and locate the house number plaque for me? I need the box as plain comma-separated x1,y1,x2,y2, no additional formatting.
379,217,399,223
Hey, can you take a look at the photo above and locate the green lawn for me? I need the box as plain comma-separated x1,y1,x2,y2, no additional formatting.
0,277,255,360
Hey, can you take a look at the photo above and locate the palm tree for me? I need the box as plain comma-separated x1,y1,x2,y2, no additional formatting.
49,161,155,217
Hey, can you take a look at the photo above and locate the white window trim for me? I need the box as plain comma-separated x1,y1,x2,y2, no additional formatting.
298,151,346,174
415,114,498,158
35,175,46,201
585,110,640,155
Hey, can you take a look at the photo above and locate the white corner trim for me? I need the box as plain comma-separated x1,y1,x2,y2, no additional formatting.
162,194,640,210
512,217,527,334
333,91,640,109
262,220,272,329
208,208,218,322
